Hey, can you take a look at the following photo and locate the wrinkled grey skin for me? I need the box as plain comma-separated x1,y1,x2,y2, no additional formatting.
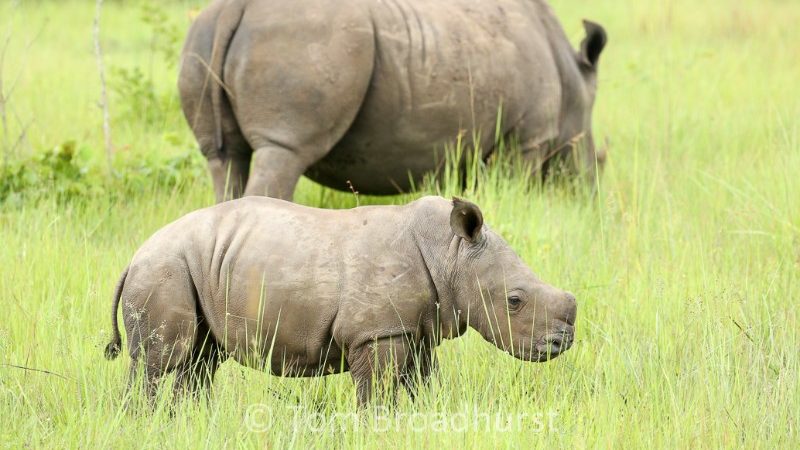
179,0,608,202
105,196,577,406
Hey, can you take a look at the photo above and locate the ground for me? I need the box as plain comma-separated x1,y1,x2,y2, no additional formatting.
0,0,798,447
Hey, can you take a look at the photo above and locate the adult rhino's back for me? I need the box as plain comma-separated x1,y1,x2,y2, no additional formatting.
179,0,607,202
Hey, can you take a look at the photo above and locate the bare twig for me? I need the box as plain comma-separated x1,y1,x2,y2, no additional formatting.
346,180,360,206
4,20,48,102
0,27,12,166
0,12,47,167
93,0,114,174
10,117,30,154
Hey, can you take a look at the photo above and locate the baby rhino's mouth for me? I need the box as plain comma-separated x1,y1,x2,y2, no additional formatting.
533,326,575,361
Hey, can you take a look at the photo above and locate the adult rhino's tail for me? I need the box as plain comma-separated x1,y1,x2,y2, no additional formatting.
179,0,246,155
104,266,129,360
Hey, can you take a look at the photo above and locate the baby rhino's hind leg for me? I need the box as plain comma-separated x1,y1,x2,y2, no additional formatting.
122,268,200,408
172,320,225,402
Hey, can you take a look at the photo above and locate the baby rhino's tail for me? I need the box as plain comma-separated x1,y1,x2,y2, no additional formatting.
104,266,129,360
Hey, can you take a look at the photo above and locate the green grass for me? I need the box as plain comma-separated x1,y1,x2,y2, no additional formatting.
1,0,799,447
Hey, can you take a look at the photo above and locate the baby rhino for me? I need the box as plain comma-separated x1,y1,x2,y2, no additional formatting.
104,196,577,406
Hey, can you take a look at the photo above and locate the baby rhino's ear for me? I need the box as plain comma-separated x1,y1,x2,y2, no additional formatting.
450,197,484,243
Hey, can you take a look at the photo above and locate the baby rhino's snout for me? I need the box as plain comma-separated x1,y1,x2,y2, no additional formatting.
537,291,578,359
561,291,577,326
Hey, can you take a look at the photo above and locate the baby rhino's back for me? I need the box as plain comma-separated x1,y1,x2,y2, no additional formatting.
125,197,426,374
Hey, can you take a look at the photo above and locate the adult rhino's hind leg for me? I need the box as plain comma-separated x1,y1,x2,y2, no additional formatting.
207,149,252,202
178,0,252,203
243,146,306,201
185,79,252,203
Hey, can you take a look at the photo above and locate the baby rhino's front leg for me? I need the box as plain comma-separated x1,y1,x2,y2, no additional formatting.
347,335,415,407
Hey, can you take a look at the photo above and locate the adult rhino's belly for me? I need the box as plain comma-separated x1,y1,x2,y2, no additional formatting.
303,53,517,194
305,112,461,195
305,78,525,195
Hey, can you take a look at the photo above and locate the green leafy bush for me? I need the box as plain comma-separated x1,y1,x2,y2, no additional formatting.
0,141,98,205
0,140,207,206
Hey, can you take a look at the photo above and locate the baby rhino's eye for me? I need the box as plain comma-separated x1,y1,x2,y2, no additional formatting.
508,295,522,307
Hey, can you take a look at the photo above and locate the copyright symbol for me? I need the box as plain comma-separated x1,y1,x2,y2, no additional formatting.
245,404,273,433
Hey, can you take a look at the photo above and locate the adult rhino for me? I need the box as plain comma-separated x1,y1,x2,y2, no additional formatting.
179,0,607,202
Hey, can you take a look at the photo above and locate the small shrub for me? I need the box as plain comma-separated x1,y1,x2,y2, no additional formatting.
0,140,206,206
0,140,102,205
109,67,168,127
